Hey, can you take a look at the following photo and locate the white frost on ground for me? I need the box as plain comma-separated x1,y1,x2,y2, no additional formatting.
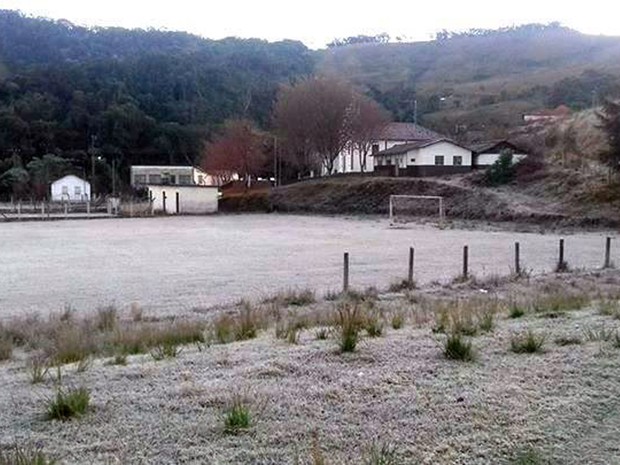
0,214,617,318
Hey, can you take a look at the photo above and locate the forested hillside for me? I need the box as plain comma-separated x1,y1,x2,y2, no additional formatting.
0,10,313,196
1,10,620,198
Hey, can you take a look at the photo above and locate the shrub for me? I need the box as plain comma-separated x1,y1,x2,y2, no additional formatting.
510,330,545,354
485,149,515,186
0,444,56,465
46,386,90,420
443,333,475,361
224,394,251,434
336,302,363,353
479,312,494,333
598,298,620,317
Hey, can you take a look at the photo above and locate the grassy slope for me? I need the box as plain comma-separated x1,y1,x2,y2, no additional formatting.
318,28,620,132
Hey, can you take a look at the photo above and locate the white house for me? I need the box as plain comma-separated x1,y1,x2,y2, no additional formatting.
471,140,528,168
372,139,473,177
131,166,217,187
147,185,219,215
50,175,91,202
332,122,445,174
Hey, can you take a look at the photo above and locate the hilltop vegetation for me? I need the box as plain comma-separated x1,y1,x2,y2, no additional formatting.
1,11,620,198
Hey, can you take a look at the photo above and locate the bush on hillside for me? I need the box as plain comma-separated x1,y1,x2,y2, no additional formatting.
485,149,516,186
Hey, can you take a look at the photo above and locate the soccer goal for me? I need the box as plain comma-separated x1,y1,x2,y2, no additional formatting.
389,195,445,225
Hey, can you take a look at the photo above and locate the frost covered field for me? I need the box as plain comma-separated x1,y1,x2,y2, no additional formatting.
0,214,617,318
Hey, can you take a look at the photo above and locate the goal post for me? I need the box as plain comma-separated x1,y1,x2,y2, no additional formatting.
389,195,445,224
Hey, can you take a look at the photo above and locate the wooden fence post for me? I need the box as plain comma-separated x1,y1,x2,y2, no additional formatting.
557,238,566,271
515,242,520,275
463,245,469,279
343,252,350,293
408,247,415,286
604,237,612,269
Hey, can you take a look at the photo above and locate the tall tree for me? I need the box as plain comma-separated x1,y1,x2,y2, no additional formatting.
345,95,389,173
274,76,359,175
203,119,267,186
598,99,620,177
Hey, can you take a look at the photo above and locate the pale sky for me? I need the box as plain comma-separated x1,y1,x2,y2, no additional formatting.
0,0,618,48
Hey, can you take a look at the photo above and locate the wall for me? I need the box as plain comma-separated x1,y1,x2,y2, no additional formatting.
474,153,527,167
147,185,219,214
414,142,472,167
50,175,91,202
332,138,413,175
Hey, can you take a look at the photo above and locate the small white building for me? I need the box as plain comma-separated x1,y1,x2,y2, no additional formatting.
131,165,217,187
50,175,91,202
147,185,219,215
471,140,528,168
372,139,473,177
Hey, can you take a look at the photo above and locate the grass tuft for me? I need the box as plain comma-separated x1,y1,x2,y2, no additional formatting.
364,311,384,338
363,442,398,465
510,330,546,354
27,354,50,384
95,305,118,332
335,302,363,353
150,341,181,360
390,312,405,330
388,279,416,292
0,444,56,465
314,328,330,340
46,386,90,421
554,335,582,346
224,394,251,434
443,333,475,361
583,324,616,342
0,333,13,361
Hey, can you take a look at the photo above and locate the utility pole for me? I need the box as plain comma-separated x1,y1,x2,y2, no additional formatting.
112,159,116,196
273,135,278,187
89,135,97,198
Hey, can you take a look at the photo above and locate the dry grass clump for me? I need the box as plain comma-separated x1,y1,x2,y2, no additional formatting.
432,298,498,336
150,341,181,360
510,330,546,354
363,310,384,338
95,305,118,332
27,354,50,384
388,279,416,292
363,442,398,465
597,298,620,318
46,386,90,421
554,335,582,346
531,291,590,314
275,315,306,344
335,301,364,353
390,312,405,330
443,333,475,361
0,332,13,361
264,288,316,307
511,447,548,465
0,444,56,465
582,324,617,342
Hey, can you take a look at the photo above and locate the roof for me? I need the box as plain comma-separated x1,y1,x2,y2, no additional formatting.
131,165,199,171
51,174,89,184
471,140,528,155
372,138,471,157
378,122,444,141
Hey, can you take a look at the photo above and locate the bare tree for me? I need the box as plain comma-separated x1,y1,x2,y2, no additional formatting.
345,94,389,173
203,119,267,186
275,76,372,176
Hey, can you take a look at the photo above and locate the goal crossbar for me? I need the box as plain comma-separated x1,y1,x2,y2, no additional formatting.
389,195,445,224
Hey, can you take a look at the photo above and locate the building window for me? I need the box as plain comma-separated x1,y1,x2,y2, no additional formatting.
434,156,445,166
372,144,380,154
179,175,192,185
62,186,68,195
410,158,416,163
74,186,81,196
453,156,463,166
149,174,161,184
134,174,147,185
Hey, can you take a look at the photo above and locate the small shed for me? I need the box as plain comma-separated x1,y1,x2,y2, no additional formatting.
50,175,91,202
147,185,219,215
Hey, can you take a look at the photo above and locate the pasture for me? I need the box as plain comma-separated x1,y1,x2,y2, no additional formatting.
0,214,616,318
